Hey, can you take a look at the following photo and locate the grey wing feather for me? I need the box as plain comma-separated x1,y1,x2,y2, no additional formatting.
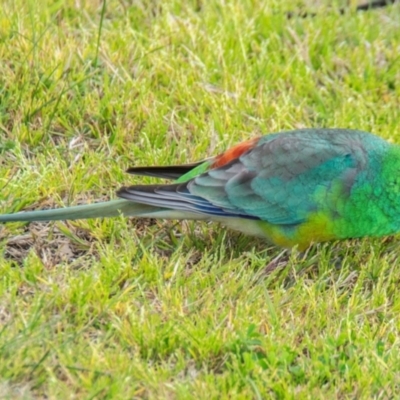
188,129,387,225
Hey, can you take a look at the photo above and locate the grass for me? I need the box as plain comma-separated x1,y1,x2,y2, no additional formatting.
1,0,400,398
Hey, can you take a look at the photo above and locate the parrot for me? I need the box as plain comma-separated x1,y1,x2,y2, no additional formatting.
1,128,400,250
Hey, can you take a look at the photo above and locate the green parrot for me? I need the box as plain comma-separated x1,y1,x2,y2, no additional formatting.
1,128,400,250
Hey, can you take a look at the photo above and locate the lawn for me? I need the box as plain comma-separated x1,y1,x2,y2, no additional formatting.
1,0,400,398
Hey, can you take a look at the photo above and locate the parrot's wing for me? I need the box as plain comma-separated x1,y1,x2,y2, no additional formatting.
118,129,388,225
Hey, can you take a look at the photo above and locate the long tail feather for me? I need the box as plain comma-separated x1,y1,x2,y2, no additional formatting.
0,199,210,223
0,199,162,223
126,162,204,180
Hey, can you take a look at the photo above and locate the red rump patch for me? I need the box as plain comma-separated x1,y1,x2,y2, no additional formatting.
212,137,259,168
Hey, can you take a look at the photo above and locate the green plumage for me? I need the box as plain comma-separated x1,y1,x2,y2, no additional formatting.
2,128,400,249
